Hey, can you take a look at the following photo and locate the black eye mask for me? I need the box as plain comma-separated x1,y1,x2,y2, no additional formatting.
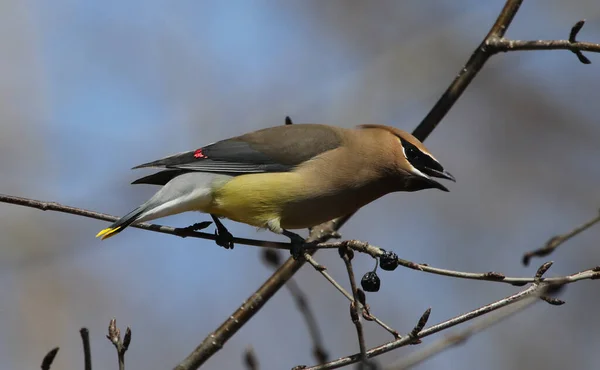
400,138,443,174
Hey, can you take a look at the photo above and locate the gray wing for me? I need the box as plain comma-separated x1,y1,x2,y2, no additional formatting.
132,124,343,185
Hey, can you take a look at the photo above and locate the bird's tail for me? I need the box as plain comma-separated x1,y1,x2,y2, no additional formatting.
96,207,145,240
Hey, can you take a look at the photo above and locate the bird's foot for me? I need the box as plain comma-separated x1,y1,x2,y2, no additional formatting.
283,230,306,260
211,214,234,249
214,227,234,249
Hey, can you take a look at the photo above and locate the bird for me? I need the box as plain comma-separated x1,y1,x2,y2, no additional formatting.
96,122,454,257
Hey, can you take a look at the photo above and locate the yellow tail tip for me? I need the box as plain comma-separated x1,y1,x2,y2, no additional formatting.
96,226,121,240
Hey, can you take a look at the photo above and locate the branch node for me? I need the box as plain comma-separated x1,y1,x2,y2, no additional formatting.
569,19,592,64
410,308,432,339
350,301,360,323
483,271,506,280
356,288,367,306
123,327,132,351
535,261,554,280
540,295,566,306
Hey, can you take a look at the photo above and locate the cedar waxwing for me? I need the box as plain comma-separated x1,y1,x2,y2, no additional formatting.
96,123,454,254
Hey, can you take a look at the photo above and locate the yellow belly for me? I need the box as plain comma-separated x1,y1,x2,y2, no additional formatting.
208,171,387,230
209,172,306,229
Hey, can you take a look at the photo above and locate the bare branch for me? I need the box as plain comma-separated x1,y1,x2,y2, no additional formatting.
409,309,432,343
0,193,295,250
80,328,92,370
301,266,598,370
386,294,539,370
489,20,599,64
522,209,600,266
309,240,600,286
41,347,60,370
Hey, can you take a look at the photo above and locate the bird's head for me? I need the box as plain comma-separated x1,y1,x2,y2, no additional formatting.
361,125,455,192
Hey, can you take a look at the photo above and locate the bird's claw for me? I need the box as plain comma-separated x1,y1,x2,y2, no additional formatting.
288,234,306,260
214,228,234,249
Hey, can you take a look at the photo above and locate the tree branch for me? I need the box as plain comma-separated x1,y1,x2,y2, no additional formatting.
0,193,293,250
301,265,598,370
384,292,540,370
306,240,600,287
489,20,599,64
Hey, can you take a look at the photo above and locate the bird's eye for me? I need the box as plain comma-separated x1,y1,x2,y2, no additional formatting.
404,143,419,161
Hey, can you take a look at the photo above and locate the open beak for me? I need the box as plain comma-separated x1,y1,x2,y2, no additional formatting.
421,168,455,192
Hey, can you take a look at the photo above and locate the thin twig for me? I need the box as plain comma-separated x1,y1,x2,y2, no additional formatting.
302,264,599,370
339,247,368,363
309,240,600,287
4,193,598,288
262,249,329,364
304,254,400,338
0,194,293,250
385,295,539,369
80,328,92,370
41,347,60,370
489,19,599,64
522,209,600,266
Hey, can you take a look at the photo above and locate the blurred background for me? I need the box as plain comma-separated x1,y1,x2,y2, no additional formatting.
1,1,600,369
